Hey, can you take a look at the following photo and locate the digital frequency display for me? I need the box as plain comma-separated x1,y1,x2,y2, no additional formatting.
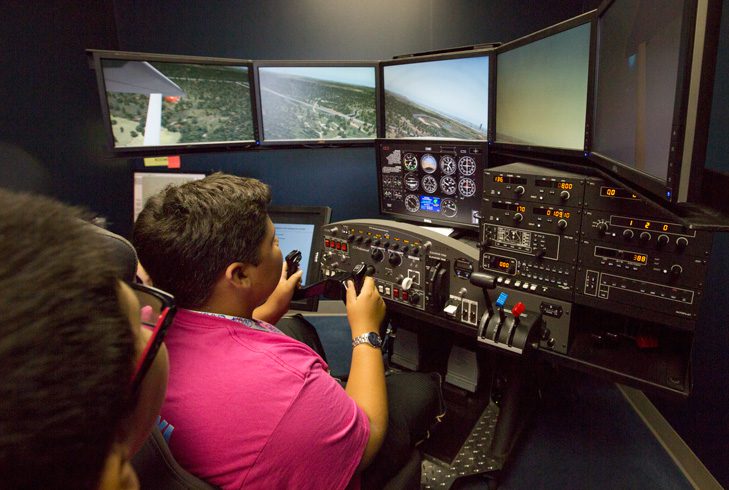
532,207,571,219
611,216,683,234
101,60,254,148
493,175,527,184
492,202,526,213
595,246,648,265
535,180,574,190
258,66,377,142
384,56,489,140
600,187,639,200
496,22,590,150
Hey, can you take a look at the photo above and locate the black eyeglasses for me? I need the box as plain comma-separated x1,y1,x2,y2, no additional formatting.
128,282,176,393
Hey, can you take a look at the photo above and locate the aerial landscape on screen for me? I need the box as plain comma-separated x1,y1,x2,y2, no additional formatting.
103,61,254,147
258,66,377,141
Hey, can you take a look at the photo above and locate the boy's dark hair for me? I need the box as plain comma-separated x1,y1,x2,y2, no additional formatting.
133,173,272,309
0,189,136,489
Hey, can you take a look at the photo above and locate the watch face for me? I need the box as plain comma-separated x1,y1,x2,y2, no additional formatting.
367,332,383,347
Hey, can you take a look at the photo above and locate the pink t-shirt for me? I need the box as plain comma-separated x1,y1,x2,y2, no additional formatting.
160,309,369,489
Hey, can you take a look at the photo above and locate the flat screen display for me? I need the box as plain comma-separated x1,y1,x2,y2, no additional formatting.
496,22,591,150
267,206,331,311
383,55,490,140
377,139,487,230
592,0,683,186
99,56,255,149
257,65,377,142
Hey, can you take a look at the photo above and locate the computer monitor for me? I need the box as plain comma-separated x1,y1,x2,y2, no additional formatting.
268,206,331,311
89,50,257,155
495,12,594,154
589,0,721,203
376,139,487,230
254,62,378,145
133,172,206,221
381,50,491,140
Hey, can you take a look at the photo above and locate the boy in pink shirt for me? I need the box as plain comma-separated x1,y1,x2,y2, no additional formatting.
134,173,443,489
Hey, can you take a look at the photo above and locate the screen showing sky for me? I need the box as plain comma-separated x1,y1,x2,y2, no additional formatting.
496,23,590,150
384,56,489,139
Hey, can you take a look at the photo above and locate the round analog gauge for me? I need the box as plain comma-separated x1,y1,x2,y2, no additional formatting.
405,194,420,212
422,175,438,194
421,154,437,174
440,155,457,175
440,176,456,195
403,153,418,171
458,178,476,197
442,198,458,218
458,156,477,176
403,172,419,191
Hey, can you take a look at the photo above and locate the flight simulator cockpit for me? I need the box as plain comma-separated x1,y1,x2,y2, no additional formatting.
87,0,727,487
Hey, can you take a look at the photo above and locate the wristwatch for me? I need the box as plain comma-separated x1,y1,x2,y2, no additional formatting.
352,332,383,349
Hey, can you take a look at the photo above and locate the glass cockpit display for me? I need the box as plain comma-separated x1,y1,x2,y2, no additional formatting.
377,139,486,230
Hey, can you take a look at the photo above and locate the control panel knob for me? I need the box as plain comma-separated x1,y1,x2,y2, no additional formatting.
356,235,364,244
657,234,669,247
409,293,421,305
557,219,567,230
423,241,432,253
411,246,420,256
513,212,524,223
392,243,400,251
622,229,634,240
535,248,546,259
388,252,402,267
364,237,372,246
560,190,570,201
639,232,651,242
384,241,391,249
670,264,683,277
401,276,414,291
401,245,410,254
329,227,339,235
373,239,381,247
370,248,384,262
515,185,526,196
597,222,608,235
676,237,688,251
347,234,356,243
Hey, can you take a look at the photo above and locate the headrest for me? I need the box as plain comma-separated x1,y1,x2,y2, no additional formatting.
89,225,138,283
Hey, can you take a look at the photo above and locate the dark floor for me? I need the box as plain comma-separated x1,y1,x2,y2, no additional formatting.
306,315,692,490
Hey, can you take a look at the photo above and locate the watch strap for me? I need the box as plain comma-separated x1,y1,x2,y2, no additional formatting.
352,332,382,349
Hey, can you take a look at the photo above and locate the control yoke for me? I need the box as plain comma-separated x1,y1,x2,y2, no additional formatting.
293,263,370,303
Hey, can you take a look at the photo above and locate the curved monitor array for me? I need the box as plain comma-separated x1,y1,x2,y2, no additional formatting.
90,0,720,207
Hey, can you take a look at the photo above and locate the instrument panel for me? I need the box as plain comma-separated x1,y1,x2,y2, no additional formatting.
377,139,487,230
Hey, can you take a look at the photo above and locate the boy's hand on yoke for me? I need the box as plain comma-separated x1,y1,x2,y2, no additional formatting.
346,276,386,338
253,262,303,324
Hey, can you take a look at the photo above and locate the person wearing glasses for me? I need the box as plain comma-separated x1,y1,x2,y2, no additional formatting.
0,189,170,490
133,173,444,489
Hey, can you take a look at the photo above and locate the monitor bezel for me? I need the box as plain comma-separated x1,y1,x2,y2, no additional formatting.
253,60,381,148
268,205,332,311
491,11,596,158
88,49,259,156
379,49,494,142
587,0,721,204
375,138,488,231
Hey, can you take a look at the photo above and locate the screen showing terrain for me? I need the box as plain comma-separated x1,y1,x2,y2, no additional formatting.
258,66,377,141
496,23,590,150
102,60,254,148
384,56,489,140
